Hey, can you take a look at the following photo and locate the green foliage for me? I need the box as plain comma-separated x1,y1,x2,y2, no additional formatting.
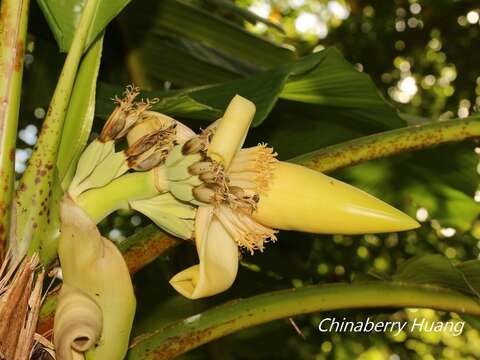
37,0,131,52
392,254,480,295
97,47,402,128
57,36,104,189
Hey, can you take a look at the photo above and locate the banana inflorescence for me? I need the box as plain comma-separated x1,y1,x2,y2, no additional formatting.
53,86,420,358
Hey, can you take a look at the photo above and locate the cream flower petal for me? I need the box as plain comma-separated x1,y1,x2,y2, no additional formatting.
169,206,239,299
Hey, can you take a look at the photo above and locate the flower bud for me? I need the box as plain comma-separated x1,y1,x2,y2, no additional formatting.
182,136,207,155
254,162,420,234
188,161,214,175
193,183,223,204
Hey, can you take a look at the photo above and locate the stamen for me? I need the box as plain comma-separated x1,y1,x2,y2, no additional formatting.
214,205,277,254
228,144,277,194
114,84,140,111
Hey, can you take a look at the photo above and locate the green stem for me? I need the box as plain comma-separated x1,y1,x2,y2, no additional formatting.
127,282,480,359
14,0,99,258
291,115,480,173
0,0,30,261
77,170,159,223
85,349,96,360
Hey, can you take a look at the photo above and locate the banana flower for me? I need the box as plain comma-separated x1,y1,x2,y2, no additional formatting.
167,95,420,299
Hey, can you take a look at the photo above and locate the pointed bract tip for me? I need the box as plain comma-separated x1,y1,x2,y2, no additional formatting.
254,162,421,235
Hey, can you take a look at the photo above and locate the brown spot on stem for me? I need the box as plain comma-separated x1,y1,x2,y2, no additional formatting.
14,40,24,71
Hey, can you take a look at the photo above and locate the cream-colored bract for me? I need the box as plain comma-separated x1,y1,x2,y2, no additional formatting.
170,206,239,299
57,197,136,359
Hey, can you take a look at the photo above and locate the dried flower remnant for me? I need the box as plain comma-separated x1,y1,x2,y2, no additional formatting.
0,254,45,360
99,85,143,142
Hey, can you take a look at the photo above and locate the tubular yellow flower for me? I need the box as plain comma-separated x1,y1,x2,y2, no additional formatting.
207,95,256,167
167,94,419,300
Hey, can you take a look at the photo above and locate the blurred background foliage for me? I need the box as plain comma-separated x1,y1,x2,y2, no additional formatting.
17,0,480,358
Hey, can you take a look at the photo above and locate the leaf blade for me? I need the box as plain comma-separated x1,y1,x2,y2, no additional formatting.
37,0,132,51
57,35,104,189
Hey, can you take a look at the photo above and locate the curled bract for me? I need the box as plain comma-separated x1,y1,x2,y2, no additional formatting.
58,196,136,360
53,284,102,360
169,206,238,299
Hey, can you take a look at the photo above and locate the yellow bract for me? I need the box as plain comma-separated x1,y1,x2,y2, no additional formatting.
254,162,420,234
207,95,256,168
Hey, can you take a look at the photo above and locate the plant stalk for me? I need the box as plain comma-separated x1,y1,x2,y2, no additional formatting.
13,0,99,258
77,169,160,223
291,115,480,173
0,0,30,261
127,282,480,359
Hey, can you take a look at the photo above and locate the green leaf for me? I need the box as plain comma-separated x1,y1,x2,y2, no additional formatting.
118,33,246,88
201,0,285,34
393,254,473,294
37,0,131,52
97,79,278,124
58,35,104,189
120,0,295,72
281,48,404,129
97,48,403,128
14,0,99,259
457,260,480,296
